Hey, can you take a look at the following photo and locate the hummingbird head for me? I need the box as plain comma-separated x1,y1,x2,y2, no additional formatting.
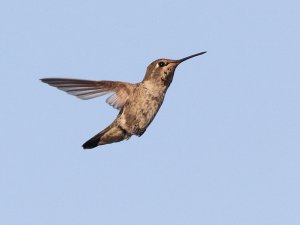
143,52,207,88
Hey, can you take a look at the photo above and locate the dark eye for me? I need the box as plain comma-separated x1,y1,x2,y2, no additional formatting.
158,62,165,67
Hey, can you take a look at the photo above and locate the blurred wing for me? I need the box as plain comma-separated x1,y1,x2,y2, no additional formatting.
41,78,135,110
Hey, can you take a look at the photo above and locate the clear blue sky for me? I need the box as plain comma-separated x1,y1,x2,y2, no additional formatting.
1,0,299,224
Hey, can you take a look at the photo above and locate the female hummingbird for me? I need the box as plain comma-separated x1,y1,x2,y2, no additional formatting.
41,52,206,149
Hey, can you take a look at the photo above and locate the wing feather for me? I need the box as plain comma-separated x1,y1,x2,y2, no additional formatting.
41,78,135,109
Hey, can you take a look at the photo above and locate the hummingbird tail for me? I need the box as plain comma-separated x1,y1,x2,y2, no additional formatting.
82,124,130,149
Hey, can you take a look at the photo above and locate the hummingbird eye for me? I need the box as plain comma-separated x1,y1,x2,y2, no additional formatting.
158,62,165,67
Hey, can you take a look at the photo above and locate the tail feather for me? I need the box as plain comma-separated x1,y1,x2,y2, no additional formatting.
82,124,130,149
82,134,102,149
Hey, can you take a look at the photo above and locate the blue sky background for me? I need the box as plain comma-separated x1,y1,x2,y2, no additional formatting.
1,0,300,224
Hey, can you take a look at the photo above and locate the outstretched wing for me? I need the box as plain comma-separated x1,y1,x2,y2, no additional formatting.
41,78,135,110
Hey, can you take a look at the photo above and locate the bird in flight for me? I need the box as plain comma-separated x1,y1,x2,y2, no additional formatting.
41,51,206,149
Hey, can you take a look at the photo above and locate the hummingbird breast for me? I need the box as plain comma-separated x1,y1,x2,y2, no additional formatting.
117,83,166,136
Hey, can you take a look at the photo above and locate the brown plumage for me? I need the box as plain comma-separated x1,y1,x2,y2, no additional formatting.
41,51,206,149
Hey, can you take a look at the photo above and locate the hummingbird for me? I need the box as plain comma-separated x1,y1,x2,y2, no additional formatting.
41,51,206,149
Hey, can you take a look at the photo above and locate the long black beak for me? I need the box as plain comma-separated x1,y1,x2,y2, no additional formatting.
179,51,207,63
